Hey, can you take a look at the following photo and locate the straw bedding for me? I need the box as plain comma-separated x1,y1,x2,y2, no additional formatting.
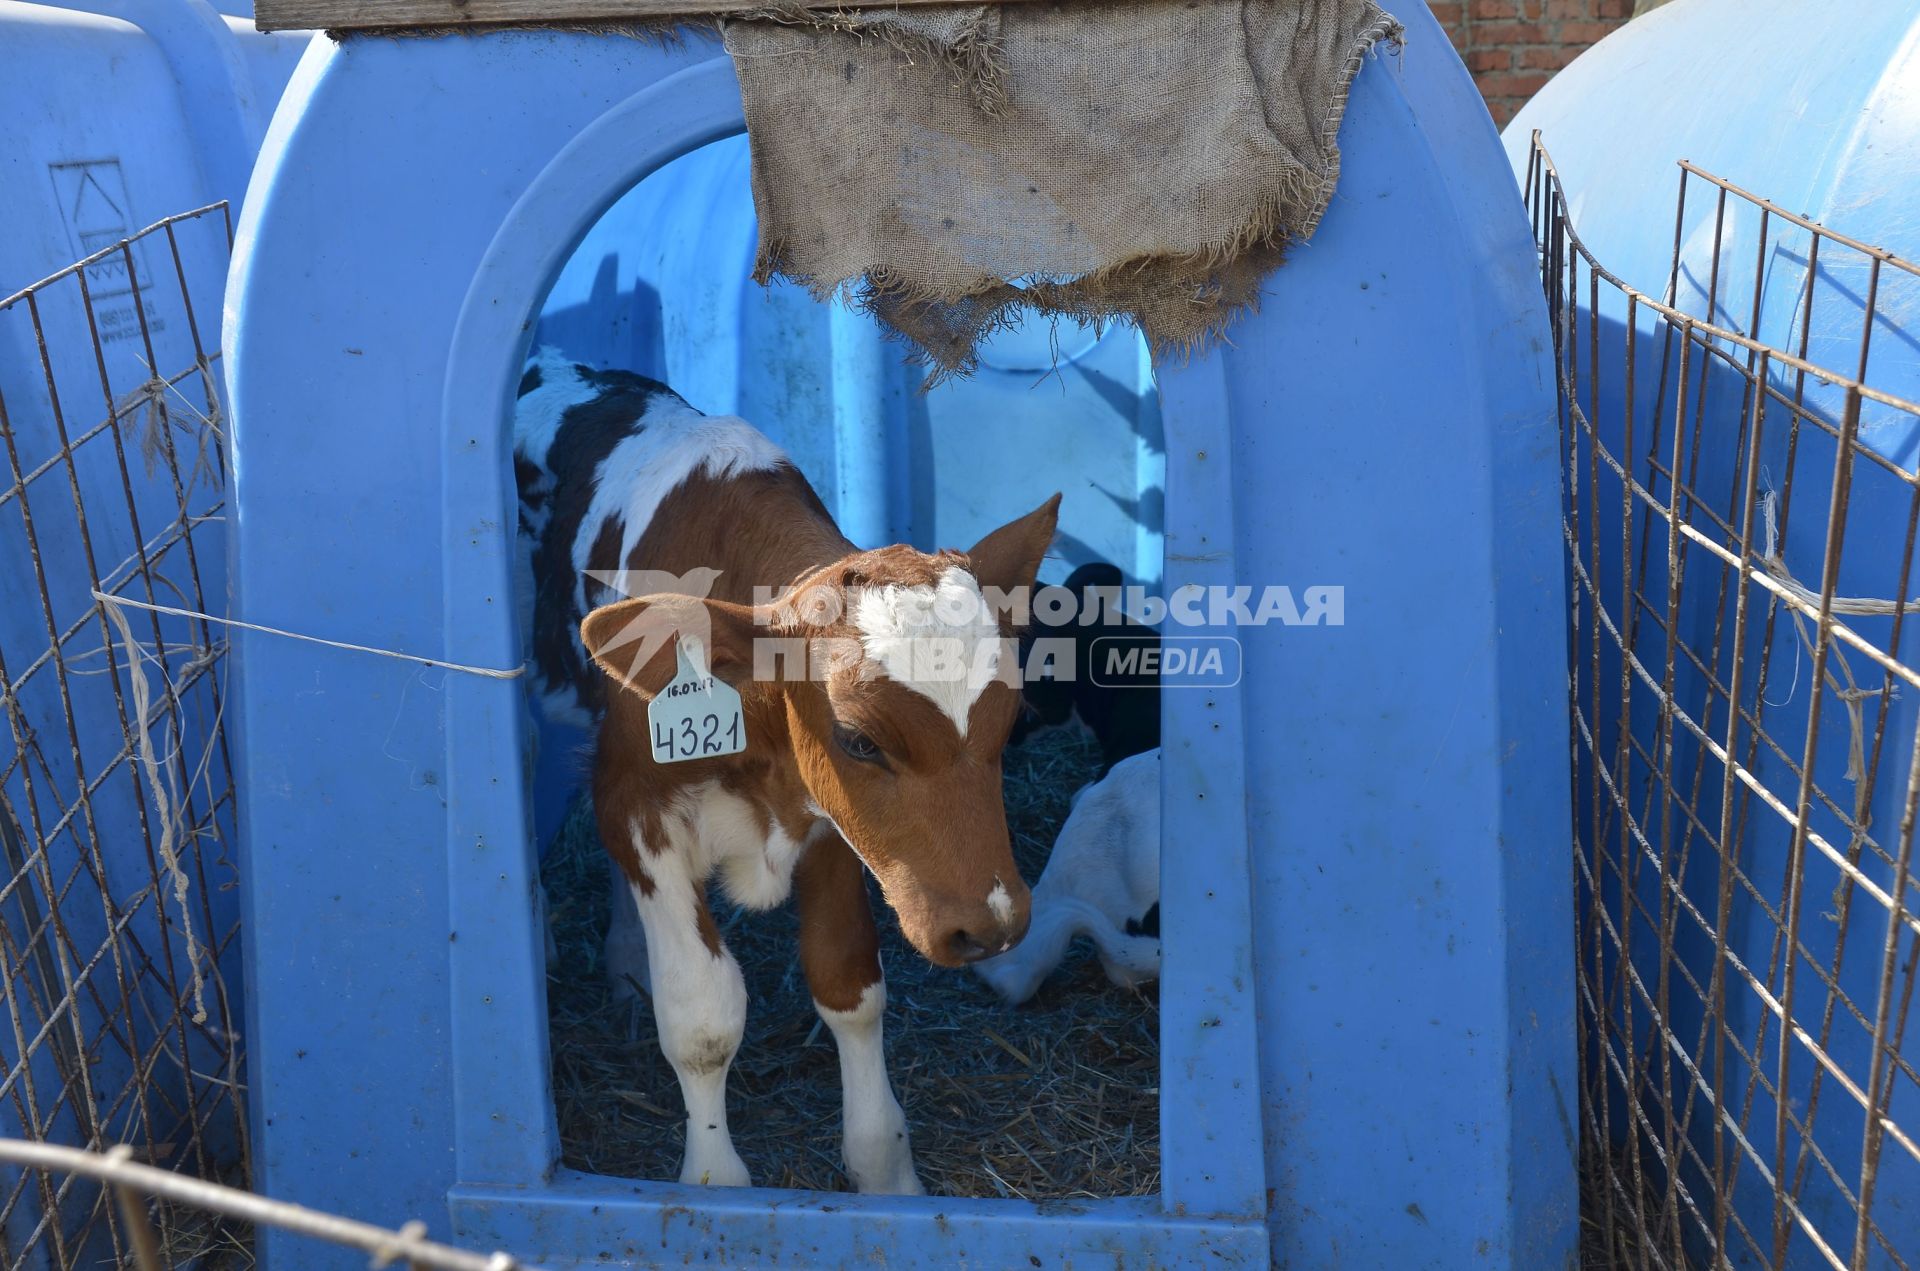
542,729,1160,1198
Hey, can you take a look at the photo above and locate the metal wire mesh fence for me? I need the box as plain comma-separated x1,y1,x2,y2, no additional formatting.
0,203,248,1267
1527,135,1920,1270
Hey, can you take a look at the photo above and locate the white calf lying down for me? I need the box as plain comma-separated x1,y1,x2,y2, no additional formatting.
973,749,1161,1005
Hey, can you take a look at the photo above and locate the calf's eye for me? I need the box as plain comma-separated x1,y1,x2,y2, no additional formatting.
834,726,885,765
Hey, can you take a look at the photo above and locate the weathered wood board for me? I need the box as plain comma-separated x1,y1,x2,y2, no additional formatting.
255,0,1053,33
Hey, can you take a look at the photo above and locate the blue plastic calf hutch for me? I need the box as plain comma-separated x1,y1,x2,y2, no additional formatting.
1507,3,1920,1267
225,7,1575,1267
0,3,304,1261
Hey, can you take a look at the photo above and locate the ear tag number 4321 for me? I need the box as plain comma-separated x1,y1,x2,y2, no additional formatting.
647,637,746,764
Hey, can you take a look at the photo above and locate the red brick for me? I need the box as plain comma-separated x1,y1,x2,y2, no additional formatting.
1453,0,1624,120
1476,0,1549,18
1472,20,1551,44
1474,69,1553,99
1558,19,1623,42
1486,99,1522,128
1427,0,1464,23
1519,43,1584,69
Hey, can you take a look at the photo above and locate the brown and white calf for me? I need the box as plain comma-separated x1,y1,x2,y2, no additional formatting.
515,349,1054,1193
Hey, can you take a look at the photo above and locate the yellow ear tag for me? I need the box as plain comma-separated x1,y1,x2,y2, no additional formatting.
646,636,746,764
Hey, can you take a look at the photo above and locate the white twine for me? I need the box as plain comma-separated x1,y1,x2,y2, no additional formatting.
98,596,209,1026
1758,489,1889,787
1753,489,1899,881
116,353,228,519
1760,491,1920,618
90,592,525,680
86,590,524,1023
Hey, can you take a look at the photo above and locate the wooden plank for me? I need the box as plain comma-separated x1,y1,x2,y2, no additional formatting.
255,0,1051,33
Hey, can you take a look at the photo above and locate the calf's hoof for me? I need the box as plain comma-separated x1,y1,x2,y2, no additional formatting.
853,1165,926,1196
680,1143,751,1188
846,1132,925,1196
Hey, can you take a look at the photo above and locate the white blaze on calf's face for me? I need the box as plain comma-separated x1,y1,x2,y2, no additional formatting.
850,566,1003,738
986,879,1016,950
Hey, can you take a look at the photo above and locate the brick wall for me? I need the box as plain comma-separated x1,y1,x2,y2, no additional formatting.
1430,0,1633,127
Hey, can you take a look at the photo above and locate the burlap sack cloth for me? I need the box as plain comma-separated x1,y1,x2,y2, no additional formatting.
723,1,1401,381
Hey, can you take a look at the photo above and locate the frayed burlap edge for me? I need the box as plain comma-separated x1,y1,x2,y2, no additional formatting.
755,7,1404,386
722,6,1007,114
1301,10,1404,240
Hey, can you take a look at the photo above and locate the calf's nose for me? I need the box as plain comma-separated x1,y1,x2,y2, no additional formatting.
939,901,1031,965
946,929,996,964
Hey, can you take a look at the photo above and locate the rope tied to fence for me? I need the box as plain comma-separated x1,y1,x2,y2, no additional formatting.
122,375,174,478
88,589,524,1026
98,596,211,1025
1756,489,1902,788
119,352,227,486
90,591,528,680
116,372,194,484
1760,490,1920,620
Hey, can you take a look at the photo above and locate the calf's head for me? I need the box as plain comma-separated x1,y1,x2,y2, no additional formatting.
581,495,1060,967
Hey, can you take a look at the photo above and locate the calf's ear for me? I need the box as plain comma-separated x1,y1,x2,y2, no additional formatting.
580,594,761,700
967,493,1062,607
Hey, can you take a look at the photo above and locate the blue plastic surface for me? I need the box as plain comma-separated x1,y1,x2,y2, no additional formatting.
225,9,1574,1266
0,2,303,1259
3,2,309,224
1507,4,1920,1267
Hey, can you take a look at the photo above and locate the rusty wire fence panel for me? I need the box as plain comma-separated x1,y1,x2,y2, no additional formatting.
1526,135,1920,1271
0,204,249,1267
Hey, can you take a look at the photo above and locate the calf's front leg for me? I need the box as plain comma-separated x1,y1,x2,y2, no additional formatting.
797,834,923,1195
608,825,750,1187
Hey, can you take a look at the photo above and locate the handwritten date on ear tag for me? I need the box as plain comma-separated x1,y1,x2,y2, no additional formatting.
647,637,746,764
